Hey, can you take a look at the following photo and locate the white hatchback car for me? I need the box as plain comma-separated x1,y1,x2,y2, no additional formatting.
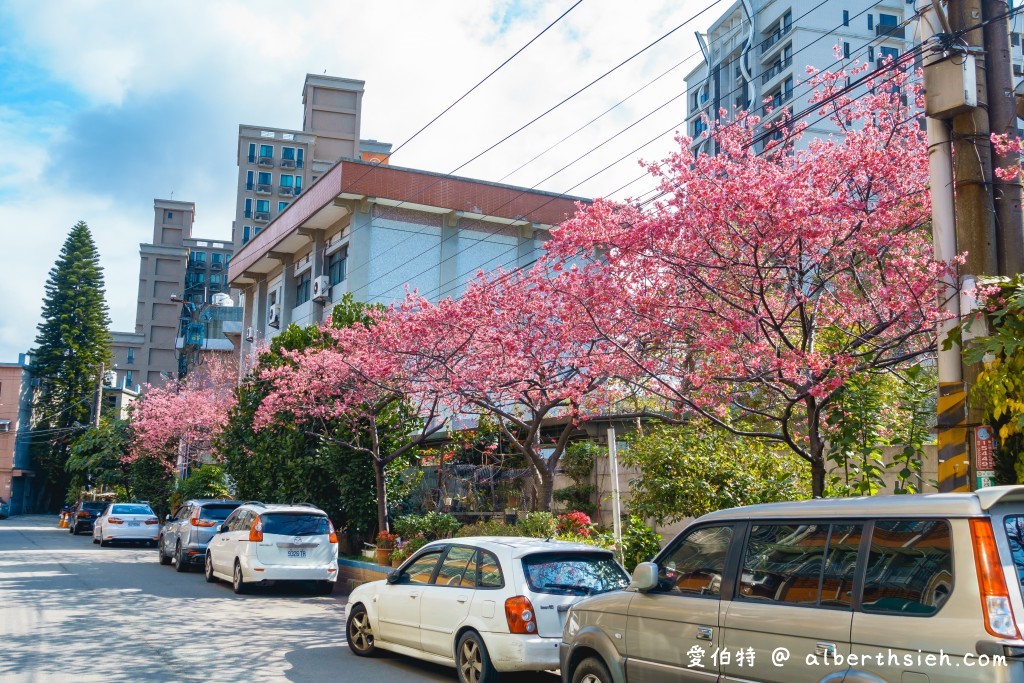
91,502,160,547
344,537,629,683
204,502,339,595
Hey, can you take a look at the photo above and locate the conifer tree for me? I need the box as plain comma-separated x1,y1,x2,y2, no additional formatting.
31,221,111,508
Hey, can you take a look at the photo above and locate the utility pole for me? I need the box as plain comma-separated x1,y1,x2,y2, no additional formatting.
984,0,1024,275
91,363,104,429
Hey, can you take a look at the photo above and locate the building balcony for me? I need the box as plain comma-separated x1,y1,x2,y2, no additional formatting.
256,183,272,195
257,156,274,167
254,211,270,222
279,186,295,196
210,261,223,271
759,23,792,57
186,260,205,271
280,158,296,169
761,57,792,84
876,24,906,39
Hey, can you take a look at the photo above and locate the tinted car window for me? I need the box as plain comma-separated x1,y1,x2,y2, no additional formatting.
478,550,503,588
435,547,476,587
199,504,240,521
862,520,953,615
1004,516,1024,590
404,551,443,585
112,504,153,515
261,513,328,536
658,525,733,596
522,552,629,596
739,524,828,606
819,523,863,608
83,502,108,512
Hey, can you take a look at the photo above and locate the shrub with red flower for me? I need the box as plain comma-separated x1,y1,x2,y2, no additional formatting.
557,511,592,538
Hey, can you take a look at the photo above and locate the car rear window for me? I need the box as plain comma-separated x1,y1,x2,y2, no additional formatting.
199,504,240,521
261,513,328,536
521,552,630,596
112,504,153,515
83,502,108,511
1003,516,1024,591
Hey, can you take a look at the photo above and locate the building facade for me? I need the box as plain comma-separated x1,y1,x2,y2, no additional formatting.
685,0,917,154
227,157,588,359
0,354,37,515
231,75,392,254
111,200,238,388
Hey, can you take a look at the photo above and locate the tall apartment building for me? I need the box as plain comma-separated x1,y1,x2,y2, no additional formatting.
0,354,37,515
232,75,392,253
686,1,1024,153
110,200,238,388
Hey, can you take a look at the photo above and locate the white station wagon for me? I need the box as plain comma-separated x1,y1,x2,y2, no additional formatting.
344,536,630,683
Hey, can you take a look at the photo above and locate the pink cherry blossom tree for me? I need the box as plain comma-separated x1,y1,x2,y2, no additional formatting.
130,354,238,473
255,307,448,533
546,66,951,497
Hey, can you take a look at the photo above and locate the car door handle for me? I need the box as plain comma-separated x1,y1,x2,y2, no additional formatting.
815,642,837,656
409,591,420,598
457,596,468,603
696,627,713,641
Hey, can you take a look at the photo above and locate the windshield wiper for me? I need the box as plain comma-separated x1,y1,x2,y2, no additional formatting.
543,583,593,594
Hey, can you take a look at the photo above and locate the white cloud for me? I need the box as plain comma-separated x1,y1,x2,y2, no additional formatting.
0,0,709,360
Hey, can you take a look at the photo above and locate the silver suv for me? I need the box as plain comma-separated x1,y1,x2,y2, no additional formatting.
561,486,1024,683
159,499,242,572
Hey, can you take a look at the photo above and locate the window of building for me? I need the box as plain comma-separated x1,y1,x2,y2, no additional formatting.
126,348,135,365
195,272,205,283
212,252,222,264
868,46,875,62
243,226,251,244
328,246,348,285
862,520,952,615
878,13,898,26
296,270,311,305
868,14,873,30
295,176,303,194
843,41,851,58
278,201,289,212
125,370,133,387
257,171,272,188
880,46,899,61
256,199,270,213
254,227,262,236
782,11,791,30
783,76,793,101
280,174,294,188
245,170,254,191
282,146,296,162
259,144,273,161
244,198,252,218
296,148,304,168
211,274,222,285
247,142,256,163
192,251,206,263
1013,33,1021,47
843,9,849,26
166,211,173,220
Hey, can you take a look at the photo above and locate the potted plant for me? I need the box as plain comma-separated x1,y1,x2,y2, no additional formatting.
390,544,410,568
375,531,397,566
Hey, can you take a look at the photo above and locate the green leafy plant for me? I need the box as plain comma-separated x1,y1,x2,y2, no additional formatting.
553,442,599,515
620,515,662,572
454,518,517,537
517,511,557,538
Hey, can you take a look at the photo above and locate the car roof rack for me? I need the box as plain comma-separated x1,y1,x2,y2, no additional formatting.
241,500,266,507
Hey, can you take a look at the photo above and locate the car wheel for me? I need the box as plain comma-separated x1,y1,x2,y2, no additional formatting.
204,553,218,583
158,539,172,565
232,561,248,594
456,631,497,683
346,605,376,657
99,538,110,547
92,536,100,545
572,657,612,683
174,542,189,572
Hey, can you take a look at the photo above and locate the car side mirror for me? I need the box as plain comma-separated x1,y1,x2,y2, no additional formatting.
628,562,659,593
219,523,229,533
386,570,404,585
165,514,172,522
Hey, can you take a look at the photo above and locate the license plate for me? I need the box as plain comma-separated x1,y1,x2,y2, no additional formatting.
287,550,306,558
127,522,140,527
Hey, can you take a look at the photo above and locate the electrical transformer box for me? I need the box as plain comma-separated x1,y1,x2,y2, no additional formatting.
924,53,977,119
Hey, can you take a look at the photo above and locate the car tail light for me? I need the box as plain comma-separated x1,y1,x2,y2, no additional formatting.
249,515,263,542
77,511,90,518
505,596,537,634
328,520,338,544
108,517,124,525
145,518,159,525
190,509,217,528
971,518,1021,639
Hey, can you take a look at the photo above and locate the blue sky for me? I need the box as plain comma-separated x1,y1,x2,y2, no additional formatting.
0,0,705,361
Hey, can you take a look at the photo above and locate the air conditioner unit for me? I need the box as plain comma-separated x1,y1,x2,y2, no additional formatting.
312,275,330,302
268,304,281,329
245,326,255,342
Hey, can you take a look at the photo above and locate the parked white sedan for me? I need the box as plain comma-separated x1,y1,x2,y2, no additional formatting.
92,503,161,547
344,537,629,683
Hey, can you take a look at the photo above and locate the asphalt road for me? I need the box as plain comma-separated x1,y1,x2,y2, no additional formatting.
0,516,556,683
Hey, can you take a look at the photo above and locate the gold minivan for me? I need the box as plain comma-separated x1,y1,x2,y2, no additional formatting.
560,487,1024,683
